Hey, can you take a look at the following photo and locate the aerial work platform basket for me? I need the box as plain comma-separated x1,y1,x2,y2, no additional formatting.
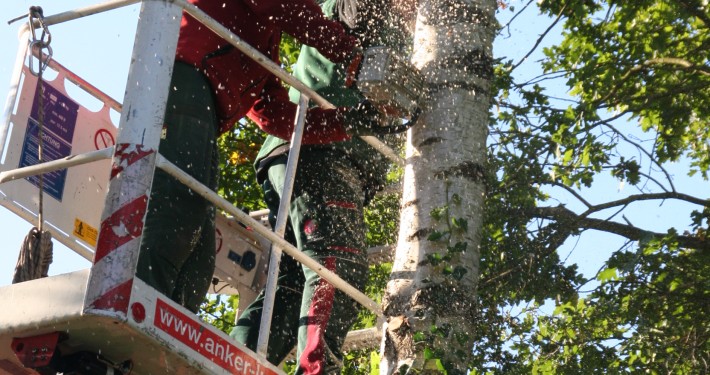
0,270,282,375
0,1,391,374
0,2,280,374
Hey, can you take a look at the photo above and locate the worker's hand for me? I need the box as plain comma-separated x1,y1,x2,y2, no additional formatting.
343,100,419,136
343,100,384,135
344,46,363,88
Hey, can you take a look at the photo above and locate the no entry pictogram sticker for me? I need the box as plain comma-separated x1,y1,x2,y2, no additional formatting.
94,128,115,150
215,227,223,254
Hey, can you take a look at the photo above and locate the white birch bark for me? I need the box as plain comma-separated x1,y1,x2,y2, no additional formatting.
380,0,496,373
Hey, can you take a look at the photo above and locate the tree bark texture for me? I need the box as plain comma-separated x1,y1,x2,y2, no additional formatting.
380,0,496,374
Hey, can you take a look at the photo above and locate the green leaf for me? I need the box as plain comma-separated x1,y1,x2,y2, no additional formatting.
427,253,443,266
452,217,469,232
369,351,380,375
597,267,618,282
442,266,453,275
451,266,468,280
448,241,468,253
423,358,446,372
428,231,446,241
431,206,447,221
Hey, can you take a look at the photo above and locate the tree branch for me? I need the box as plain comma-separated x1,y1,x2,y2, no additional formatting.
549,181,592,208
628,58,710,77
580,192,709,218
598,120,676,192
533,205,710,251
497,0,536,36
511,4,566,70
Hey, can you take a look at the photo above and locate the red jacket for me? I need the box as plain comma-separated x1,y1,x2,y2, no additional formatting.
177,0,355,144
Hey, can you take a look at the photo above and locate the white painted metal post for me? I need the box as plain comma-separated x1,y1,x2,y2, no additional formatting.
0,29,30,158
37,0,141,27
256,93,310,356
84,0,182,316
0,147,112,185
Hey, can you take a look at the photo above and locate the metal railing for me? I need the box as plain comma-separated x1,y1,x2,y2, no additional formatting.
1,0,403,360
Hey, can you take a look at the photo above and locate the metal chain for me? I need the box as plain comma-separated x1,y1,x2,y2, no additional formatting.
12,6,55,284
28,6,52,233
28,6,52,77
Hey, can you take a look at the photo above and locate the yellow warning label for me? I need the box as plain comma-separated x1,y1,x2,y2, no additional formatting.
73,218,98,247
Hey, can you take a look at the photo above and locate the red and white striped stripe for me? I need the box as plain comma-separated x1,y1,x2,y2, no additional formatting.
82,1,183,317
85,143,156,314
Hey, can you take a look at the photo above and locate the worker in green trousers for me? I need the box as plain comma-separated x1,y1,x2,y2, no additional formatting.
229,0,413,372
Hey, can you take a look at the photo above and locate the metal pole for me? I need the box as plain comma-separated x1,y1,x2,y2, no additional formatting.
248,208,270,218
36,0,141,27
45,57,122,112
0,147,112,184
0,29,30,158
84,0,182,315
255,93,309,355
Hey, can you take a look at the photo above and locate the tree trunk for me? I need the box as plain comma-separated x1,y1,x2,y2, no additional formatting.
379,0,496,373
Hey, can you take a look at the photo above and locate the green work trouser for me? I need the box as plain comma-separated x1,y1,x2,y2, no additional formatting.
136,62,219,313
231,152,369,375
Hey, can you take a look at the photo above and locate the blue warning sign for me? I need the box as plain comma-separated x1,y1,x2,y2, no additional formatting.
19,82,78,201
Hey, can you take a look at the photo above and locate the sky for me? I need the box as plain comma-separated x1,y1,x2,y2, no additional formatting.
0,1,706,294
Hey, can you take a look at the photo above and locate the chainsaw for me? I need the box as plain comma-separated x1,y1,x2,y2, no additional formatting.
356,46,424,128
